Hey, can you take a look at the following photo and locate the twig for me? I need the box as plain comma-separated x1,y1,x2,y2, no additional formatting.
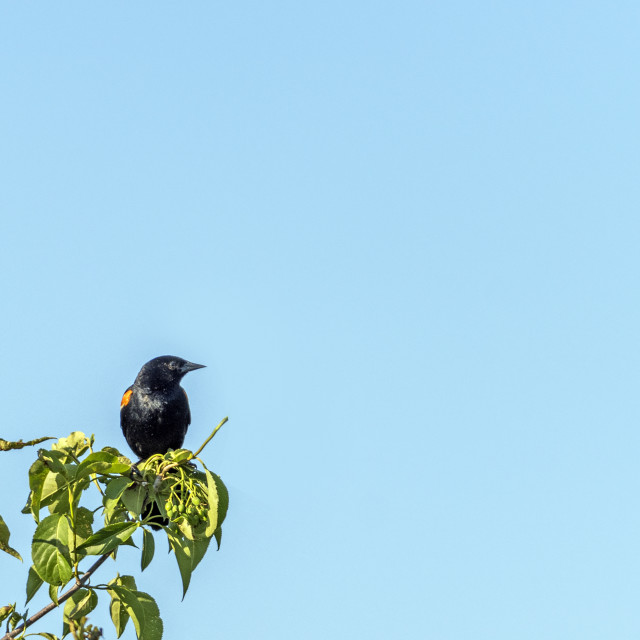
1,553,111,640
192,417,229,458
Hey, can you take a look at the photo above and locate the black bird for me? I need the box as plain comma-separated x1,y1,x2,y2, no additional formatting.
120,355,206,459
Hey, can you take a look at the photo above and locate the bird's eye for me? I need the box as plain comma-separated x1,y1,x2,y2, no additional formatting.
167,362,177,370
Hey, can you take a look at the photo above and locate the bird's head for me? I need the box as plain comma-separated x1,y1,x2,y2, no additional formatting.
135,355,206,391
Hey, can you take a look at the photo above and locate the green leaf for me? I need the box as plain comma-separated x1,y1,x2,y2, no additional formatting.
28,459,49,522
0,604,15,625
8,610,22,631
104,477,135,522
29,633,60,640
167,530,211,599
63,588,98,622
105,506,128,526
121,484,147,516
101,446,133,465
132,590,163,640
0,515,22,561
213,526,223,551
108,587,163,640
176,513,207,541
52,431,92,459
26,565,44,604
68,507,94,561
115,575,138,592
191,533,211,574
73,507,94,547
177,517,195,541
166,449,193,463
39,471,68,510
31,514,72,585
43,477,81,517
105,476,134,501
46,478,88,516
204,468,229,537
107,575,137,638
22,493,32,515
75,451,131,481
169,532,195,598
48,583,59,605
38,450,70,476
77,521,138,556
141,529,155,571
0,436,55,451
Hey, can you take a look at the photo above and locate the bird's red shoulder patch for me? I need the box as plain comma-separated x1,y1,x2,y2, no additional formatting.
121,389,133,409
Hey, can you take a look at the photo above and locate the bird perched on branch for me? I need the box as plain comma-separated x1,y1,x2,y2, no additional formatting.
120,356,206,459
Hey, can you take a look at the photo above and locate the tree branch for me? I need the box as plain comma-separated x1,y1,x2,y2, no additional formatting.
1,553,111,640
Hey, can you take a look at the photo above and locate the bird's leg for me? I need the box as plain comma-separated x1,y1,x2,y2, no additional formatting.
129,463,144,479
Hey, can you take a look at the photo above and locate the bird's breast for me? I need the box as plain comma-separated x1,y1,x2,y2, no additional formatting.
138,392,166,411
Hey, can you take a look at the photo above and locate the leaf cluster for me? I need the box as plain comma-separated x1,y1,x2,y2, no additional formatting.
0,423,229,640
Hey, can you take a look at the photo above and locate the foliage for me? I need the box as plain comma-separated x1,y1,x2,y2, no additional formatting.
0,420,229,640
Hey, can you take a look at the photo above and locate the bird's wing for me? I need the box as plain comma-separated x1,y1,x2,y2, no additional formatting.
120,385,134,409
183,388,192,425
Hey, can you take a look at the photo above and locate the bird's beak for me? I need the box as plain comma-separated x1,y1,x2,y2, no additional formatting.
181,361,206,373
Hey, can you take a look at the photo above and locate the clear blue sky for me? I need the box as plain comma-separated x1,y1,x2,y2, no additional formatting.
1,2,639,638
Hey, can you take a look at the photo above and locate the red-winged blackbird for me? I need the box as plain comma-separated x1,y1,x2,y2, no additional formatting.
121,356,205,530
120,355,206,460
